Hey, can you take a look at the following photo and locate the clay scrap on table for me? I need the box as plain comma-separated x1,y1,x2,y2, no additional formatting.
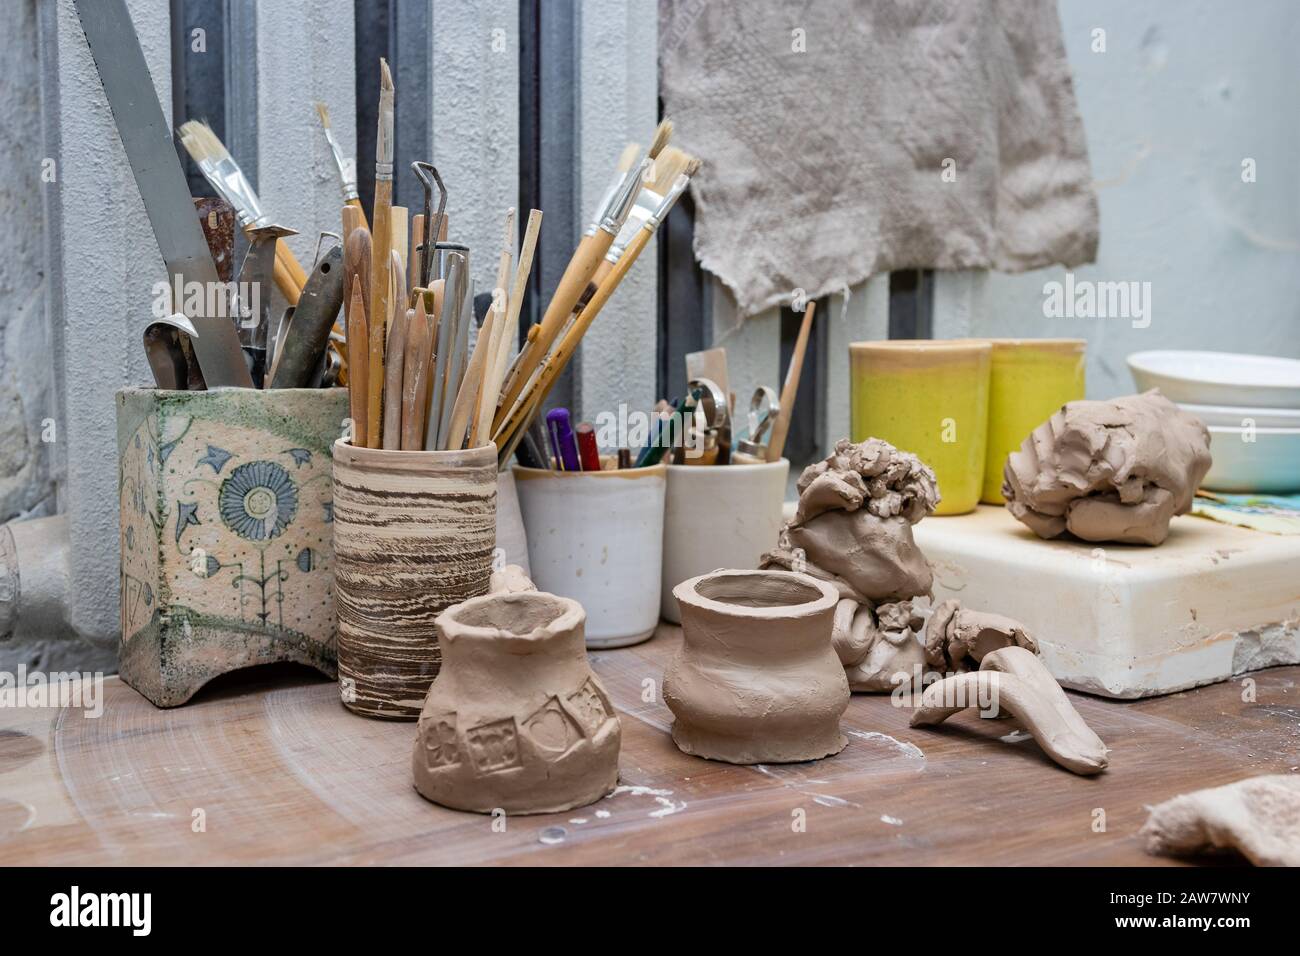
910,645,1109,776
1141,775,1300,867
1002,389,1212,546
762,438,939,691
924,599,1038,673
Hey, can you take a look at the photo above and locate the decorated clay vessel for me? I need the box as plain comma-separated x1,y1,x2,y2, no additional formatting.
664,569,850,764
413,589,621,814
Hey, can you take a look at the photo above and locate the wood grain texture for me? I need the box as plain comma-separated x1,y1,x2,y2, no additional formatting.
331,440,496,719
4,628,1297,866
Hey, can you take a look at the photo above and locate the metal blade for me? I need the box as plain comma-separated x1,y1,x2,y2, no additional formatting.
73,0,252,387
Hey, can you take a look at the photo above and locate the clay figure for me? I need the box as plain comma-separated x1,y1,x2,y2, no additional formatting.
909,645,1109,775
763,438,939,691
1002,390,1212,546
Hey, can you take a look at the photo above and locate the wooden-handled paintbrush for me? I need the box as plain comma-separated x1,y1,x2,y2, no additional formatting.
178,119,307,303
495,121,673,421
496,162,699,465
315,101,367,230
367,58,395,448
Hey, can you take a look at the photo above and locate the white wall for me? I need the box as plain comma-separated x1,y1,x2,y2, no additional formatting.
967,0,1300,399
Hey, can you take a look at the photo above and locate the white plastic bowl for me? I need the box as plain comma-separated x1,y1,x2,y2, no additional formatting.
1202,425,1300,494
1177,401,1300,430
1128,350,1300,408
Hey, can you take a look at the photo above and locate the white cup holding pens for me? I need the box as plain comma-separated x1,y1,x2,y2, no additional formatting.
514,459,667,648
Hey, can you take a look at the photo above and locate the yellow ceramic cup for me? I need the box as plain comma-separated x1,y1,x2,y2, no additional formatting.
849,340,991,515
981,338,1086,504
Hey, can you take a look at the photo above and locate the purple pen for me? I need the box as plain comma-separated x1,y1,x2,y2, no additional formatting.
546,407,581,472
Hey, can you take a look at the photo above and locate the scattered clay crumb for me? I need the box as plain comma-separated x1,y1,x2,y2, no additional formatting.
880,815,904,826
595,809,611,818
845,729,925,760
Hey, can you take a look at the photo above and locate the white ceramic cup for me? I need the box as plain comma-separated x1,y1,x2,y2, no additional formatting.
514,463,667,648
660,458,790,624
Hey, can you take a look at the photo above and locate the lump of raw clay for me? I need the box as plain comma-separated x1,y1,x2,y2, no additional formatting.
910,645,1109,775
1002,390,1212,546
924,599,1038,673
762,438,939,692
1141,775,1300,867
489,563,536,595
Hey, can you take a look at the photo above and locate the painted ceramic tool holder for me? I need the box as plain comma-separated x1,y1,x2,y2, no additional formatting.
664,569,850,764
332,440,496,719
513,462,666,648
413,589,621,814
659,458,789,624
117,386,348,707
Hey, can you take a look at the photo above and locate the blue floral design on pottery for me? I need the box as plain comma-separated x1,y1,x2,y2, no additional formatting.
218,460,299,541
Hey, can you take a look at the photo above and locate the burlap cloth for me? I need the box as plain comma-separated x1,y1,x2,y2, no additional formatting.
660,0,1100,316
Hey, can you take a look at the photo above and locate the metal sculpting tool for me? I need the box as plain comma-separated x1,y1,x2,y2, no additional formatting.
73,0,251,387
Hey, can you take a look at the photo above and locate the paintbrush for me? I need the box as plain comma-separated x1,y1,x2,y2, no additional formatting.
767,299,816,462
496,162,699,465
495,121,672,421
346,276,369,446
367,58,395,448
315,101,367,230
177,119,306,303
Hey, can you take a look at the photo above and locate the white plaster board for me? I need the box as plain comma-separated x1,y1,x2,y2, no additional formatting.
53,0,170,644
254,0,357,274
430,0,520,300
574,0,658,421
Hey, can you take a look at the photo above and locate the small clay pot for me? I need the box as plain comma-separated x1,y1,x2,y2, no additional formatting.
413,590,621,814
664,569,850,764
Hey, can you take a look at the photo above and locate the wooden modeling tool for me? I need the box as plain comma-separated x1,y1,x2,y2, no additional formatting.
381,297,408,449
367,58,395,448
767,299,815,462
401,299,433,450
410,213,424,291
686,348,730,406
346,277,369,446
471,208,517,446
486,208,543,429
391,206,409,286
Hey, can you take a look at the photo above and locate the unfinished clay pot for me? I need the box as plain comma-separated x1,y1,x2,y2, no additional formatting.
664,569,849,764
412,589,621,814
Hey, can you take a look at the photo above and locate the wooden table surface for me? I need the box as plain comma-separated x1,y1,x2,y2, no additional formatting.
2,625,1297,866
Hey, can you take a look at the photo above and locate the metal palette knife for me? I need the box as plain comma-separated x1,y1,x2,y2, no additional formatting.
73,0,252,388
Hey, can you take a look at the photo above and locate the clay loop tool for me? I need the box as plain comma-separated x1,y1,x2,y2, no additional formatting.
735,386,780,460
411,162,447,288
687,376,731,464
143,313,200,390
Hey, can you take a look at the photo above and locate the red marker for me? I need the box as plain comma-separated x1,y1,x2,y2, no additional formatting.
576,422,601,471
